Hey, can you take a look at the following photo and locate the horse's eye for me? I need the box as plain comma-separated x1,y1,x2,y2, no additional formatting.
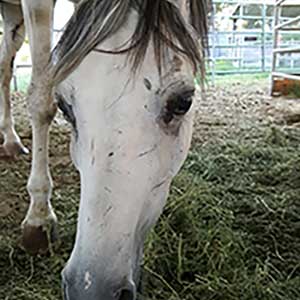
162,89,194,124
158,87,195,135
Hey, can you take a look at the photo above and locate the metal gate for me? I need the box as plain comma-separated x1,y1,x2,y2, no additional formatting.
209,0,300,82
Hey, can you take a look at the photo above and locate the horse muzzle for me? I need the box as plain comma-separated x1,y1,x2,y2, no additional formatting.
62,271,136,300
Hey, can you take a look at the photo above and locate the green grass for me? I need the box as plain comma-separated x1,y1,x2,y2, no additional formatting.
0,124,299,300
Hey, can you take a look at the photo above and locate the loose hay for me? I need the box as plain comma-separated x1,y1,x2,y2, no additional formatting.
0,92,300,300
143,126,300,300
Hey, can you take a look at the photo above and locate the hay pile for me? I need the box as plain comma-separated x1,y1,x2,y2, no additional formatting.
0,99,299,299
144,126,300,300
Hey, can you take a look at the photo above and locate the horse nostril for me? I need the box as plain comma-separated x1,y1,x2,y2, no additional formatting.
118,289,134,300
116,281,136,300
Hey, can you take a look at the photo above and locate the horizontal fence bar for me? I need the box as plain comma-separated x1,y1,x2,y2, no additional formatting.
15,64,32,68
277,28,300,31
207,57,243,61
208,31,300,35
230,16,294,20
208,31,274,35
274,47,300,54
208,69,266,75
230,16,295,21
209,44,273,49
208,68,300,75
213,0,275,4
209,31,300,35
231,16,273,20
209,45,300,49
212,0,300,4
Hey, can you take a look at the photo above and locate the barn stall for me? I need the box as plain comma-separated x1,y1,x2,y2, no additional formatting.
0,1,300,300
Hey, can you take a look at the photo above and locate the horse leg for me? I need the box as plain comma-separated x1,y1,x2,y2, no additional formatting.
0,3,28,160
20,0,58,254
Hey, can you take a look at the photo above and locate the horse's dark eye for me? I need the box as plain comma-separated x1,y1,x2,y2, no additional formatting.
158,87,195,135
161,89,195,124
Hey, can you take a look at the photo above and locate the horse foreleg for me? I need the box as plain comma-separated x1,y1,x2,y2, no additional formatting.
0,3,28,160
20,0,58,254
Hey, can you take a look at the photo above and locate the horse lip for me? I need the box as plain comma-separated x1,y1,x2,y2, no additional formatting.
62,280,70,300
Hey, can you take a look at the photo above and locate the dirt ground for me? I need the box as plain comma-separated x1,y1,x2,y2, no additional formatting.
194,77,300,144
1,75,300,299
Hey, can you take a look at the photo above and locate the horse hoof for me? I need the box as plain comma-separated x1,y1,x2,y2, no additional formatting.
22,222,59,255
0,142,29,160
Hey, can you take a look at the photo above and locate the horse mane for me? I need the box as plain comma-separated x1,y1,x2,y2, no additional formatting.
50,0,210,85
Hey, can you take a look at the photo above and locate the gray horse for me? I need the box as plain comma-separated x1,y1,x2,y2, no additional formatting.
0,1,210,299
